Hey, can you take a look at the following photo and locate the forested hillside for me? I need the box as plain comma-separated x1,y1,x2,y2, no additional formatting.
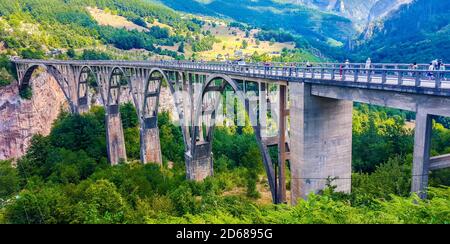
0,0,197,55
159,0,354,47
352,0,450,62
0,0,323,88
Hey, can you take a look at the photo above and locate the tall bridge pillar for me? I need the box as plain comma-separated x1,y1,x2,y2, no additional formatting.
289,82,353,204
185,143,214,181
411,111,432,199
77,97,90,114
140,116,162,164
106,105,127,165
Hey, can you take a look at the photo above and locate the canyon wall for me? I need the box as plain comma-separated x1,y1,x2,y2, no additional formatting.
0,73,177,162
0,73,68,161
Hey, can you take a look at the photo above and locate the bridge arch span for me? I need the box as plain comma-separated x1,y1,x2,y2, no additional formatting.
192,74,279,202
20,64,74,111
76,66,99,113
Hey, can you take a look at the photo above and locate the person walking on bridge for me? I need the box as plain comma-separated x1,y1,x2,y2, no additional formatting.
439,60,446,81
345,59,350,69
365,58,372,69
428,62,435,80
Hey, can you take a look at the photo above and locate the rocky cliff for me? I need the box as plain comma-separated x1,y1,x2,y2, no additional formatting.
0,73,176,162
0,73,68,161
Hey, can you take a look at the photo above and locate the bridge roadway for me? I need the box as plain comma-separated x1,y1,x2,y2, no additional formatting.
12,58,450,204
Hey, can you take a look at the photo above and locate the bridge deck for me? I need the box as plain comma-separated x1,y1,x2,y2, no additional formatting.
13,59,450,97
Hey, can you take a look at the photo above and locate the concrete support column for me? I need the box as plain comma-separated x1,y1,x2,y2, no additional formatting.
77,97,89,114
411,111,432,199
140,117,162,165
277,85,288,203
106,106,127,165
289,82,353,205
186,142,213,181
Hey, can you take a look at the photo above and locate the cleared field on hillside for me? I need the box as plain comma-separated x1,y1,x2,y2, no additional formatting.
191,20,295,60
87,7,173,33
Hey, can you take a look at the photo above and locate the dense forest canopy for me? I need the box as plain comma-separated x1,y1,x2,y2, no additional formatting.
1,103,449,224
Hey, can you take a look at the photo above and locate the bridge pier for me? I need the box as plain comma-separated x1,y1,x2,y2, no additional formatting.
411,111,432,199
140,116,162,165
186,143,214,181
77,97,90,114
289,82,353,204
106,105,127,165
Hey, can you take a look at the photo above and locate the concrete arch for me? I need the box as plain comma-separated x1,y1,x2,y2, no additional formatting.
20,64,74,111
194,74,246,141
141,68,168,118
165,70,192,153
76,66,99,113
193,74,279,202
107,66,129,107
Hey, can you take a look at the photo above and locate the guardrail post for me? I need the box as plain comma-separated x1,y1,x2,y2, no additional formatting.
331,69,335,80
435,72,442,89
367,70,372,83
354,69,358,82
415,72,421,87
398,71,403,85
321,68,324,79
382,71,387,84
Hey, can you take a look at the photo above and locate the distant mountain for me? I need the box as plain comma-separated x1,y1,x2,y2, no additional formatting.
285,0,377,24
352,0,450,63
158,0,355,45
278,0,411,26
367,0,413,22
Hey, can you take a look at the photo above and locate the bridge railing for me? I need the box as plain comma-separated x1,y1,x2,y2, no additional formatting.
181,62,450,89
268,62,449,71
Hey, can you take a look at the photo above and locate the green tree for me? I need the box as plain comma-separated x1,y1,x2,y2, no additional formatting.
5,185,71,224
66,48,76,58
120,102,139,129
0,68,13,86
178,42,185,53
72,180,130,224
241,40,248,49
49,113,106,160
0,160,20,199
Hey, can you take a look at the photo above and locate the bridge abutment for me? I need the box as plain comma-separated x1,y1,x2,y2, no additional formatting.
106,106,127,165
140,117,162,165
289,82,353,204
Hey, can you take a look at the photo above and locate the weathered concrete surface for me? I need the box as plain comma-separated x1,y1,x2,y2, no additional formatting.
141,127,162,164
106,112,127,165
411,111,432,199
429,154,450,171
311,84,450,117
289,82,353,205
77,98,90,114
186,142,213,181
